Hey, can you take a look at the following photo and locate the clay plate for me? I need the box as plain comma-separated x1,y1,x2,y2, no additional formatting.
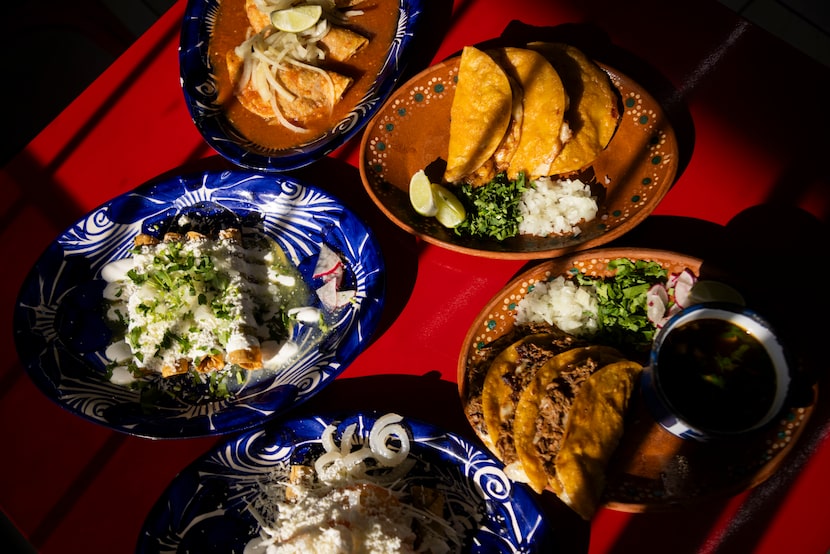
457,247,816,512
359,55,679,259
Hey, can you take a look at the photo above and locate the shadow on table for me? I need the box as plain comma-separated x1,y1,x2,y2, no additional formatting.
397,0,454,82
607,205,828,389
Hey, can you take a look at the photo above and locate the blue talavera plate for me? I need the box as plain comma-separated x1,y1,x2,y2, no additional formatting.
179,0,424,172
137,412,557,552
13,170,385,439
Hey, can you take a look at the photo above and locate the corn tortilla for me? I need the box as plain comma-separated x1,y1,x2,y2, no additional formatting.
487,47,568,180
444,46,513,183
512,345,624,495
554,360,641,519
528,42,620,175
480,333,554,461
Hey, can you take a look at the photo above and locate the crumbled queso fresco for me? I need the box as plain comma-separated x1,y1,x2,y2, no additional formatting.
101,226,314,387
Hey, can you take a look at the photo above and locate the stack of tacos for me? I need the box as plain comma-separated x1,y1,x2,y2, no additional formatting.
462,322,641,520
445,42,620,186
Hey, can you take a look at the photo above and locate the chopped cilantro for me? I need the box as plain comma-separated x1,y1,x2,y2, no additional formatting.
575,258,669,354
454,172,529,240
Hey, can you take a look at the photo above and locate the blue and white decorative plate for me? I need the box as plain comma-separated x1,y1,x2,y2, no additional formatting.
13,170,385,439
179,0,424,172
137,412,557,552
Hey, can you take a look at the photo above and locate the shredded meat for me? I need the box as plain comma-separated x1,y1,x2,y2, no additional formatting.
495,327,586,463
464,322,568,402
466,396,486,437
497,428,520,463
534,357,600,474
463,322,585,458
506,329,585,403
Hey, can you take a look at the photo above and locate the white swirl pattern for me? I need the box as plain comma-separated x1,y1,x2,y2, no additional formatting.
13,171,385,438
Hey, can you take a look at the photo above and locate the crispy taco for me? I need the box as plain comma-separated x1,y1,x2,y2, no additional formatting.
487,47,569,181
553,360,641,519
444,46,514,184
527,42,620,175
462,322,565,447
462,73,526,187
478,329,585,466
513,346,641,519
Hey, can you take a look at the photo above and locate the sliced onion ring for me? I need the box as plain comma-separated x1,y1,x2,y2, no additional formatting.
369,413,410,467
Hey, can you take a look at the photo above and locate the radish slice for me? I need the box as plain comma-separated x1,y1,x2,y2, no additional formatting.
646,283,668,325
313,244,355,310
673,269,697,308
316,279,356,310
316,278,338,310
335,289,356,308
314,244,343,284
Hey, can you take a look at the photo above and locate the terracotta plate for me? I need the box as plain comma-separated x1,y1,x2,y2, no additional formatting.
457,247,816,512
359,55,679,259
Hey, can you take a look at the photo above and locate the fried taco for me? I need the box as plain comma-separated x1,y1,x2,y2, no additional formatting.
462,73,526,187
487,47,570,181
513,346,641,519
444,46,514,184
478,329,585,467
462,322,565,447
527,42,620,175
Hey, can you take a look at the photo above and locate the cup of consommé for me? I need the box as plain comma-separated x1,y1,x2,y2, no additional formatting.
641,302,791,442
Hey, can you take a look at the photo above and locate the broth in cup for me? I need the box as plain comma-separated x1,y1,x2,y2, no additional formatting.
642,303,791,442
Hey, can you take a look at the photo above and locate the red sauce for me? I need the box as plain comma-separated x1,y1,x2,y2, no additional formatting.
208,0,399,151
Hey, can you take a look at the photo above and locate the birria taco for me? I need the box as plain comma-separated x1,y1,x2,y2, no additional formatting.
444,46,514,184
489,47,570,181
479,329,585,469
513,346,641,519
527,42,620,175
443,42,620,187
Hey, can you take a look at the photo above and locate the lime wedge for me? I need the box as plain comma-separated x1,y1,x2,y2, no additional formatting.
433,184,466,228
270,4,323,33
409,170,438,217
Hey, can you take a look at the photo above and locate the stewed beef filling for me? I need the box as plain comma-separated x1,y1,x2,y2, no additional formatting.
534,357,601,474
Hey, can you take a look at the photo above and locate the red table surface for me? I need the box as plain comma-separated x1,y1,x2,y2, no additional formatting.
2,0,829,552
